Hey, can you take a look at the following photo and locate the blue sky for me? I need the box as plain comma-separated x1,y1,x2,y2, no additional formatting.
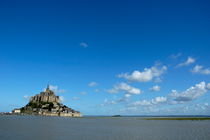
0,0,210,115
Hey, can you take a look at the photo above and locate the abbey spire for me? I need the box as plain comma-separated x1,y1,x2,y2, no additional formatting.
46,84,50,91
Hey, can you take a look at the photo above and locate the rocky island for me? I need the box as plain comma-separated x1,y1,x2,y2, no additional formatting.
12,85,81,117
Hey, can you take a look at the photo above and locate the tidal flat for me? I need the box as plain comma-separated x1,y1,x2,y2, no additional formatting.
0,116,210,140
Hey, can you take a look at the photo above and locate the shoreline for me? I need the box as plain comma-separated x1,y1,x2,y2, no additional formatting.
1,114,210,120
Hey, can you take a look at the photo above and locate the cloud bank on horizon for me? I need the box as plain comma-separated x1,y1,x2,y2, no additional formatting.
97,55,210,115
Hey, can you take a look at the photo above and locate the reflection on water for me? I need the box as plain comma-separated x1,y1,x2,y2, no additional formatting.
0,116,210,140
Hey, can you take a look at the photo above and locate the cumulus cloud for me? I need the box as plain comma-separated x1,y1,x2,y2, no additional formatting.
100,98,117,106
195,103,210,111
125,94,131,98
130,96,167,107
121,80,210,114
48,85,66,93
150,85,161,92
80,42,88,48
88,82,98,87
204,103,209,106
108,82,141,95
207,83,210,90
191,65,210,75
118,65,167,82
129,81,209,108
59,96,65,102
169,82,207,102
177,57,195,67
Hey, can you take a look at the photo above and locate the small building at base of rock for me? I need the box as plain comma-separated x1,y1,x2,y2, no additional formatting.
12,109,21,114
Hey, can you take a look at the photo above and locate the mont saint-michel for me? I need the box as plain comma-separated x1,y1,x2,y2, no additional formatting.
12,85,81,117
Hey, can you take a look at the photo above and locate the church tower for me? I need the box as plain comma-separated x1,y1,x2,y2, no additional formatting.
46,84,50,91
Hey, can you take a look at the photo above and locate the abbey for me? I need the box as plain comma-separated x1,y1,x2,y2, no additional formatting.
30,86,60,103
13,85,81,117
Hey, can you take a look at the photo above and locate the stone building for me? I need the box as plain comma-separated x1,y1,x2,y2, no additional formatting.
30,85,60,103
12,109,21,113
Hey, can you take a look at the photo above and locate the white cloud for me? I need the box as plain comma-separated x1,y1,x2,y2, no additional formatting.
177,57,195,67
191,65,210,75
150,85,161,92
100,98,117,106
130,96,167,107
169,82,207,102
88,82,98,87
108,82,141,95
204,103,209,106
194,103,210,111
80,42,88,48
207,83,210,90
48,85,66,93
153,97,167,104
59,96,65,102
125,94,131,98
118,65,167,82
129,81,209,108
131,100,152,106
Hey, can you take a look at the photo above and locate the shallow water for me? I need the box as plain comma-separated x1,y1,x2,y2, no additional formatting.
0,116,210,140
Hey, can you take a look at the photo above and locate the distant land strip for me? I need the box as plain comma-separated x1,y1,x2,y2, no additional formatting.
144,117,210,120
